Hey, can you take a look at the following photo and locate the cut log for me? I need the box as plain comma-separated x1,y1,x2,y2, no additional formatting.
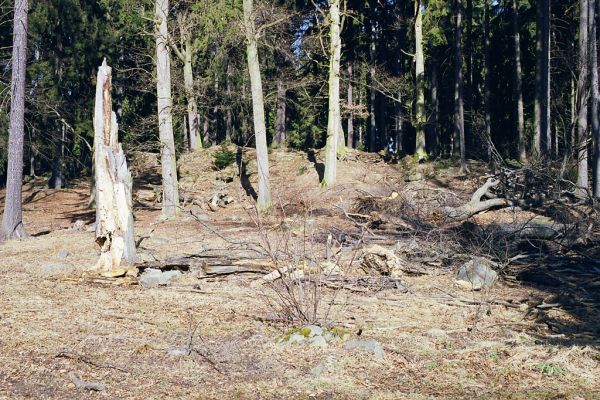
441,178,507,220
94,59,137,273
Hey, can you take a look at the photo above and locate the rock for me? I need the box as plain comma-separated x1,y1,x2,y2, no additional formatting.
360,245,404,277
309,335,328,348
304,325,323,337
71,220,86,231
57,249,70,259
425,329,450,340
139,268,182,288
345,339,385,360
456,257,498,290
287,333,306,344
167,349,189,357
43,263,75,275
310,364,325,376
404,172,424,182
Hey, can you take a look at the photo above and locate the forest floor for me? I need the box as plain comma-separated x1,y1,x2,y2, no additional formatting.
0,147,599,399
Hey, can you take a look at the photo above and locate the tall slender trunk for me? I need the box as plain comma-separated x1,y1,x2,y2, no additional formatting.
590,0,600,196
1,0,28,240
155,0,179,217
369,19,377,152
226,63,233,142
212,76,219,146
431,62,439,157
183,35,200,150
347,61,354,149
323,0,342,187
243,0,271,211
465,0,473,153
535,0,551,157
578,0,590,189
415,0,427,159
512,0,526,162
274,80,287,146
484,0,493,166
454,0,467,172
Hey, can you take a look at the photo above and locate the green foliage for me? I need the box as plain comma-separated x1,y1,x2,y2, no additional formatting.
536,362,564,376
212,142,236,170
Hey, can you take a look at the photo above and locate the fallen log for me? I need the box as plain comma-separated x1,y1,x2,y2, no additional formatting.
442,178,507,220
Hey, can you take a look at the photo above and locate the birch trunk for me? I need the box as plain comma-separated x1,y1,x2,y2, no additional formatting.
1,0,28,240
512,0,527,162
93,60,136,273
226,63,233,142
323,0,342,187
578,0,590,189
155,0,179,217
243,0,271,211
415,0,427,160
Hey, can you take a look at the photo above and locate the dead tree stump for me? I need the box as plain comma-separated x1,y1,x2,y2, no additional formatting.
93,59,136,273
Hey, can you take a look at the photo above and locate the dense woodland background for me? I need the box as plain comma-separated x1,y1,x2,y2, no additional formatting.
0,0,595,190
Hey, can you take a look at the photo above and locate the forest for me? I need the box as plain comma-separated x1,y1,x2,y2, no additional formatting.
0,0,600,398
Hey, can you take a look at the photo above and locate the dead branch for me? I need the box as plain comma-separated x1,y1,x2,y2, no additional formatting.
442,178,508,220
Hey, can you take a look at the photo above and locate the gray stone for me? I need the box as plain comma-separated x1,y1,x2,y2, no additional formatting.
309,335,328,348
425,328,450,340
310,364,325,376
43,263,75,275
167,348,189,357
139,268,182,288
345,339,385,360
304,325,323,337
57,249,70,259
456,257,498,290
287,333,306,344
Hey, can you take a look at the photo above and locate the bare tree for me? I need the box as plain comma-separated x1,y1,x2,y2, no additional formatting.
243,0,271,211
323,0,342,187
534,0,551,157
155,0,180,217
1,0,28,240
577,0,590,190
512,0,526,162
453,0,467,172
590,0,600,196
414,0,426,160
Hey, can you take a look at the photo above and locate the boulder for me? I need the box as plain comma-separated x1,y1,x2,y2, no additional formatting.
455,257,498,290
345,339,385,360
360,245,404,277
139,268,182,288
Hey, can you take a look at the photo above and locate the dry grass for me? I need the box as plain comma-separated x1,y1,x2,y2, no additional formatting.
0,150,598,399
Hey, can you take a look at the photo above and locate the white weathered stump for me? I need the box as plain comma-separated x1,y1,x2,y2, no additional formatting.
94,59,136,273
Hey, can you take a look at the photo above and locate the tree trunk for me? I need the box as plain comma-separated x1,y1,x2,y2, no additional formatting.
323,0,342,187
347,61,354,149
274,80,287,146
226,63,233,142
49,123,65,189
535,0,551,157
93,60,136,273
183,35,200,150
415,0,427,160
430,61,439,157
155,0,179,217
454,0,467,172
512,0,526,162
369,20,377,152
1,0,28,240
578,0,590,189
243,0,271,211
465,0,473,154
590,0,600,196
484,0,493,167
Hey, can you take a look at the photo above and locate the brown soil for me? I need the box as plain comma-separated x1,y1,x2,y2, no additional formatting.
0,148,598,399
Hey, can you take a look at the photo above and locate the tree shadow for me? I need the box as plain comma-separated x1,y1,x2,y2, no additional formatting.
236,147,257,200
307,149,324,182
